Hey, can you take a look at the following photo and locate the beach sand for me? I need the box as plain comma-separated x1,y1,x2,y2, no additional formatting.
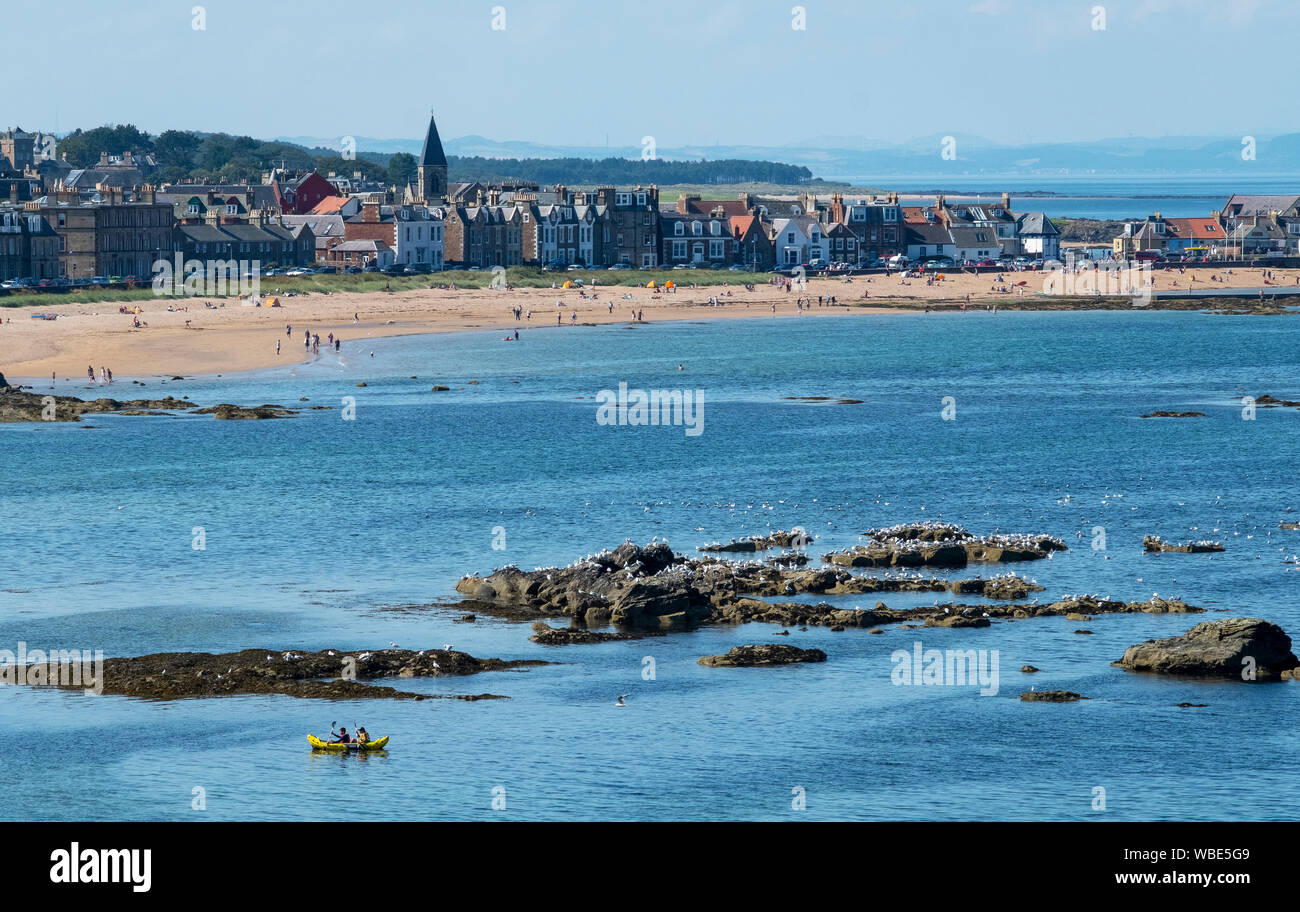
2,267,1295,381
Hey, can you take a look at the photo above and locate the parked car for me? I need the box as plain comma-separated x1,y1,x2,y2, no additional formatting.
608,263,632,270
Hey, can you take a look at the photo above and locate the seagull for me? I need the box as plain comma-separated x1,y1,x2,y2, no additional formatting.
389,642,400,649
615,694,629,707
266,654,274,662
442,644,454,651
327,651,335,656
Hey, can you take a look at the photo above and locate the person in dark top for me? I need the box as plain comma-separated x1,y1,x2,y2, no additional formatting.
331,727,351,744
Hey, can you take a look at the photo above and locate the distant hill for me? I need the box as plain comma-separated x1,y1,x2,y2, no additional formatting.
278,131,1300,184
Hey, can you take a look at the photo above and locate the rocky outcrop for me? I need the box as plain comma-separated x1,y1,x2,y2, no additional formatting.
825,522,1066,569
1021,690,1088,702
1256,394,1300,409
1114,618,1298,679
21,646,550,700
529,621,641,645
190,403,297,420
1143,535,1224,553
698,645,827,667
456,541,1199,636
700,530,813,552
0,387,194,423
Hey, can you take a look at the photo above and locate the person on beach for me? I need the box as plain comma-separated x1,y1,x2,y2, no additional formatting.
286,324,291,337
276,340,281,355
335,339,340,351
51,371,56,388
354,313,359,324
88,366,95,383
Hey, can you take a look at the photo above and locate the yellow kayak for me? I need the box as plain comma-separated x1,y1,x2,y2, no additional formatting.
308,734,389,752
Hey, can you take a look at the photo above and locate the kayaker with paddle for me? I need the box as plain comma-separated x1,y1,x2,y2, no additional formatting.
330,726,352,744
356,727,370,745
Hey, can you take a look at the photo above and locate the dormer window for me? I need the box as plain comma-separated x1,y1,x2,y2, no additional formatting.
674,222,684,236
692,221,702,236
710,221,720,236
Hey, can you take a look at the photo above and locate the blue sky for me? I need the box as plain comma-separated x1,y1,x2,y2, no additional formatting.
3,0,1293,148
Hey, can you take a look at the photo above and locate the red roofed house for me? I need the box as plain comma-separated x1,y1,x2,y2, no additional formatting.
309,195,361,218
1163,216,1228,255
730,214,774,270
272,171,339,215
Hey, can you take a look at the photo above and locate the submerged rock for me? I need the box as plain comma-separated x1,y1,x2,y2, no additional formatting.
1021,690,1088,702
1143,535,1224,553
528,621,642,645
698,644,827,667
191,403,297,420
825,522,1066,569
0,387,193,423
700,530,814,552
1114,618,1298,679
1140,411,1205,418
17,646,550,700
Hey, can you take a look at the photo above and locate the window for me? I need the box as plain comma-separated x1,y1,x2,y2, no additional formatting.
672,240,686,259
675,222,684,236
710,240,724,259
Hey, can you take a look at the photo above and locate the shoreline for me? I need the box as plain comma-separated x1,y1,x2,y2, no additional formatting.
2,272,1295,383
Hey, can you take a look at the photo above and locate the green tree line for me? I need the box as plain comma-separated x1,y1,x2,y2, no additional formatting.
51,125,812,189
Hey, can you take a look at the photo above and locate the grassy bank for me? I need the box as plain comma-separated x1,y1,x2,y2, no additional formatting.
0,266,781,308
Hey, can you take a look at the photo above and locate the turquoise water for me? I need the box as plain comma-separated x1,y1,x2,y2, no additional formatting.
2,310,1298,821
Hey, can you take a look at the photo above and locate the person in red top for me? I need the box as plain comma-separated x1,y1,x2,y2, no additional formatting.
331,727,351,744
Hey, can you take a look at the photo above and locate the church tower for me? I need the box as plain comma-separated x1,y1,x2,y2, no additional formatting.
417,110,448,203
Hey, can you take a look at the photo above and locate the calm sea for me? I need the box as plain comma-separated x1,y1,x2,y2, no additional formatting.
892,175,1299,220
2,310,1298,821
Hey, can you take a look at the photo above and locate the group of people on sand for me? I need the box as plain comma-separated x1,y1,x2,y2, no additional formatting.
86,365,114,384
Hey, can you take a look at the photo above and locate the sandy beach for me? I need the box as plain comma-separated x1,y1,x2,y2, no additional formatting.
2,267,1296,381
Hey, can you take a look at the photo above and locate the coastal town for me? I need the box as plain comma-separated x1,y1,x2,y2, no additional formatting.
4,113,1300,290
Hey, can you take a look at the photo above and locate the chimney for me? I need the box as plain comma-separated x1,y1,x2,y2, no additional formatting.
649,184,659,206
98,151,109,167
677,193,689,215
1000,192,1010,211
362,199,381,222
124,150,133,165
9,182,17,203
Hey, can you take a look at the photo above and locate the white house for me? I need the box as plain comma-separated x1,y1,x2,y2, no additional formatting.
1015,212,1060,259
771,215,829,265
393,204,444,269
